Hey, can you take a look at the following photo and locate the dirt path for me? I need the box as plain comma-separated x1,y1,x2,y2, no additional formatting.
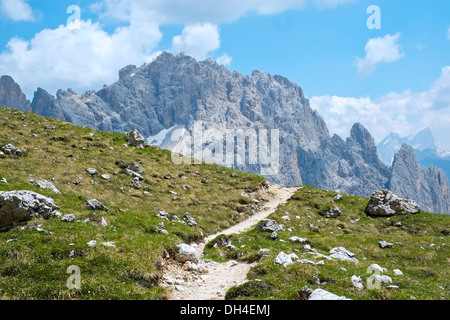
162,184,299,300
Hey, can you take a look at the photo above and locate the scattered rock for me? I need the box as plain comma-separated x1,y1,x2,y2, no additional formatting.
351,275,364,291
1,144,22,156
101,174,111,181
101,241,116,248
130,178,142,190
124,168,144,181
308,288,351,300
319,207,342,219
0,190,60,227
61,214,76,222
175,244,198,262
365,189,420,217
0,178,7,184
333,194,342,201
289,236,309,244
85,199,108,211
351,218,360,224
85,168,97,176
86,240,97,247
183,212,197,227
157,211,169,220
273,251,297,267
393,269,404,276
379,241,393,249
329,247,359,263
258,219,285,232
126,130,146,148
28,180,61,194
375,275,393,284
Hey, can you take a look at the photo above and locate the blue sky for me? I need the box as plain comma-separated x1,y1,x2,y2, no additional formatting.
0,0,449,149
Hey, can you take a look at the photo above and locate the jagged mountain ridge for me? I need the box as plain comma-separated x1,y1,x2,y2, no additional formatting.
0,52,449,214
378,128,450,181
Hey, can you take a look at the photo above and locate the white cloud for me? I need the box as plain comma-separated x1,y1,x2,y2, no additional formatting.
171,23,220,60
0,19,162,97
0,0,35,21
216,53,233,66
356,33,404,75
310,66,450,150
93,0,309,25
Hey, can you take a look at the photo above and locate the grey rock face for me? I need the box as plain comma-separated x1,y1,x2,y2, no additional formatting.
2,52,448,214
0,75,31,112
388,144,449,214
365,189,421,217
0,190,60,227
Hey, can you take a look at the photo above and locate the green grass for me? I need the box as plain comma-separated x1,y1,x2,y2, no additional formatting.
0,106,266,300
204,186,450,300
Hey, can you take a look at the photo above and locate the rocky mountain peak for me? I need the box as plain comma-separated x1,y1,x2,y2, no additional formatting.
388,144,450,214
0,75,31,112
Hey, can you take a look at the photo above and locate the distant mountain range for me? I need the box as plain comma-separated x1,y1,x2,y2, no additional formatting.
377,128,450,181
0,52,449,214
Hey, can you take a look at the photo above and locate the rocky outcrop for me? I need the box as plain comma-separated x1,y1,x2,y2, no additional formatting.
0,75,31,112
1,52,448,214
365,189,421,217
126,129,146,148
0,190,60,227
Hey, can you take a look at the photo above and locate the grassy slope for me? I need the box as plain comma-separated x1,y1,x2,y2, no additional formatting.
0,106,266,300
205,186,450,300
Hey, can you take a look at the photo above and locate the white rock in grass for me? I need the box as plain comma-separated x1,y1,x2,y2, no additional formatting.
393,269,404,276
351,275,364,291
329,247,359,263
308,289,351,300
86,240,97,247
274,251,294,267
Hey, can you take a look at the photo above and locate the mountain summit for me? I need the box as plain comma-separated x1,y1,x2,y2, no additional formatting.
1,52,449,214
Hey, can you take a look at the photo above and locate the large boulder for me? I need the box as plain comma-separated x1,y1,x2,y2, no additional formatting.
0,190,60,227
126,130,146,148
365,189,420,217
175,244,198,262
